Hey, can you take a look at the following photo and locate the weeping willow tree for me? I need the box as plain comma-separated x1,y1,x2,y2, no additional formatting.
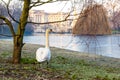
72,4,112,35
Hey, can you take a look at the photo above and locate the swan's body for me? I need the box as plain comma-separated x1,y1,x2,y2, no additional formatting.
36,29,52,63
36,48,51,62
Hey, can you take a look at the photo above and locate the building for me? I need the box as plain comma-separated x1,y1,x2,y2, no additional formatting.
47,12,71,32
29,10,72,33
29,10,47,32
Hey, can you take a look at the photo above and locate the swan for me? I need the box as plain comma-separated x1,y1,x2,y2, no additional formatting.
36,29,52,64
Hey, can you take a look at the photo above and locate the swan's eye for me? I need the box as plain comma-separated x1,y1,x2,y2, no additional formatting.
50,29,52,32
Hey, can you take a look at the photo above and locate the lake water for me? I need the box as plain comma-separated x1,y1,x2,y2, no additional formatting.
0,34,120,58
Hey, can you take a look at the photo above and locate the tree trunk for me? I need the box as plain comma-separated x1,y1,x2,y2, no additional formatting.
12,36,23,64
12,0,30,64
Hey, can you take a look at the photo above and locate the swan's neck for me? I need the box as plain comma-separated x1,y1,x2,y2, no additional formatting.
45,31,49,48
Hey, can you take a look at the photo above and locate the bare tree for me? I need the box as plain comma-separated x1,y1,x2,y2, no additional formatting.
112,11,120,31
0,0,73,64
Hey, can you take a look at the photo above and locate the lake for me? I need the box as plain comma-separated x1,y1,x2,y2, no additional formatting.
0,34,120,58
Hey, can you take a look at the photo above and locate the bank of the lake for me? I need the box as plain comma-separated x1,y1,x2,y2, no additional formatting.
0,40,120,80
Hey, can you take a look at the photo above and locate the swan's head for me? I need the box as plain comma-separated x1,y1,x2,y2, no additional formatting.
46,29,52,33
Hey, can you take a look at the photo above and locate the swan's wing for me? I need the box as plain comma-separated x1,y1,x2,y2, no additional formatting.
36,48,51,62
44,48,51,61
36,48,45,62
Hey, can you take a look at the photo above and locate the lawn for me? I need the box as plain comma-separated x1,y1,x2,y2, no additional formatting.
0,40,120,80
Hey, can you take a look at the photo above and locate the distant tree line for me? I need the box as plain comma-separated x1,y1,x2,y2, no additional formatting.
112,11,120,31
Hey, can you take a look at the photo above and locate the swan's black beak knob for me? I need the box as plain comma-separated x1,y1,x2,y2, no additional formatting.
50,29,52,32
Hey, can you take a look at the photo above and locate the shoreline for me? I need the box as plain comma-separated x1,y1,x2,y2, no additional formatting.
0,39,120,59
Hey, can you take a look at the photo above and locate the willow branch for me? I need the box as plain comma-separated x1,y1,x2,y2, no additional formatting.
0,16,16,37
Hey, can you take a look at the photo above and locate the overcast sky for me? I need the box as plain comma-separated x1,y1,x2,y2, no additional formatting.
31,0,109,13
31,1,72,13
2,0,120,13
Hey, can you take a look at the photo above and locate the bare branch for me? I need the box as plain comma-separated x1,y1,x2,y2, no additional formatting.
28,19,71,24
0,23,7,25
0,33,12,37
1,0,20,23
30,0,56,9
0,15,16,37
28,9,73,24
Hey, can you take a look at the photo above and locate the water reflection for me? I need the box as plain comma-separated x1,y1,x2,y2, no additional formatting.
24,34,120,58
67,35,120,58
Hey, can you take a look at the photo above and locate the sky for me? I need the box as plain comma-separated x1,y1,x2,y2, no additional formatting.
31,1,72,13
1,0,72,13
31,0,108,13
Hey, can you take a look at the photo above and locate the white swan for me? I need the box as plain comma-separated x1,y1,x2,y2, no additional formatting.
36,29,52,64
